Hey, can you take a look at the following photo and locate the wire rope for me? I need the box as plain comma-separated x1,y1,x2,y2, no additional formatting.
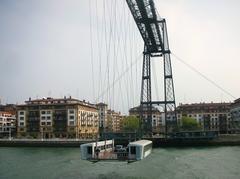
171,52,236,100
88,0,95,103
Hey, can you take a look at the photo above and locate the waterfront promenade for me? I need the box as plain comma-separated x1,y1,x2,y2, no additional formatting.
1,134,240,147
0,138,94,147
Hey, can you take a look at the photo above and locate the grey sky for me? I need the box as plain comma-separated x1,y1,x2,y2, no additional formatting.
0,0,240,114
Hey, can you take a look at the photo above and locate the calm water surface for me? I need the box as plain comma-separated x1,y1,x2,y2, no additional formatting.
0,146,240,179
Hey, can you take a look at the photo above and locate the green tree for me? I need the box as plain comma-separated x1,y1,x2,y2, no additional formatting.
181,116,201,131
121,115,140,132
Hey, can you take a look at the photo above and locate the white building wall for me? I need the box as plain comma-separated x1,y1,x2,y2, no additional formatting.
68,109,76,126
18,110,26,127
40,110,53,126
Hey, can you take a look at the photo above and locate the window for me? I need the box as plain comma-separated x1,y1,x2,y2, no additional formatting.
144,143,152,153
19,122,24,126
41,122,45,126
41,111,46,115
69,121,75,126
47,122,51,126
87,146,92,154
47,116,51,120
47,111,51,114
20,117,24,121
41,116,46,120
69,116,74,120
130,146,136,155
19,111,24,115
69,110,74,114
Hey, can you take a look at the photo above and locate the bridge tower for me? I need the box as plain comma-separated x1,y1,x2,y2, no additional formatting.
126,0,177,136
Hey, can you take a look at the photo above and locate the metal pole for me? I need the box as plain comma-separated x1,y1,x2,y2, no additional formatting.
9,126,11,140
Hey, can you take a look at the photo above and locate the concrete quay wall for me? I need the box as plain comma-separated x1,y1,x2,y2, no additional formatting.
149,134,240,147
0,139,94,147
1,135,240,147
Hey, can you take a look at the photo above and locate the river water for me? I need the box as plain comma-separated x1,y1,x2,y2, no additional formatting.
0,147,240,179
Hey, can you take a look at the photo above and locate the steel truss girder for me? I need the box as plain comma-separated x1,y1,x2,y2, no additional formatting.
126,0,164,54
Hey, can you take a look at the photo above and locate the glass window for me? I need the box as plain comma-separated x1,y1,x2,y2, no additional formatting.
130,147,136,154
19,122,24,126
70,116,74,120
69,110,74,114
20,117,24,121
41,122,45,125
47,122,51,126
41,111,46,115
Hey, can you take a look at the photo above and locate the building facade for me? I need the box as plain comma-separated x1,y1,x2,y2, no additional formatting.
16,97,98,139
0,104,17,115
107,110,123,132
230,98,240,133
96,103,108,130
96,103,123,132
0,112,16,138
177,102,232,133
129,106,165,134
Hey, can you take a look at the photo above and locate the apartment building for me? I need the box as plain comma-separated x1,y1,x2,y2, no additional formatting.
96,103,123,132
0,112,16,138
177,102,232,133
96,103,108,130
16,97,98,139
107,110,123,132
230,98,240,133
129,105,165,134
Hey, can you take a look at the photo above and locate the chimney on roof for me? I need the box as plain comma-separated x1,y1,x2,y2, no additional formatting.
29,97,31,101
69,96,72,99
64,96,66,99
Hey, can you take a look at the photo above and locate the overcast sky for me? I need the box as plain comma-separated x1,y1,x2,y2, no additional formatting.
0,0,240,114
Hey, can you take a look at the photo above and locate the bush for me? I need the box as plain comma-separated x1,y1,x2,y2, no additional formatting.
121,116,140,132
181,116,201,131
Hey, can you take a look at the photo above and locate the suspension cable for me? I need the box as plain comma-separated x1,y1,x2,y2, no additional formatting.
171,52,236,100
95,53,142,102
88,0,95,102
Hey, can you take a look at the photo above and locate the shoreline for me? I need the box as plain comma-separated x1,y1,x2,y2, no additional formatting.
1,135,240,148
